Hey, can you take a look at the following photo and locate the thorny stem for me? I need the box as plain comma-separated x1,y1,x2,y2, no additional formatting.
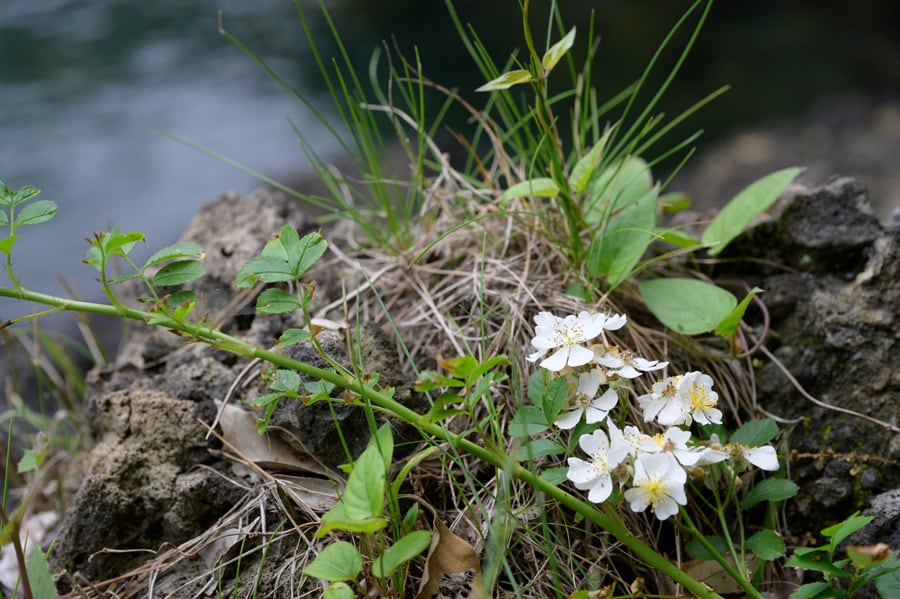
0,285,732,598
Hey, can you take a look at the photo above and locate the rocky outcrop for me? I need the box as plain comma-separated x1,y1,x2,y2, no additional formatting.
713,176,900,541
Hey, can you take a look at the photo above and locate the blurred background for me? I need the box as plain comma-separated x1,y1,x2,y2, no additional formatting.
2,0,900,316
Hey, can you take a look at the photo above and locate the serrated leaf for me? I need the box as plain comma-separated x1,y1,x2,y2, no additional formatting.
685,535,730,561
790,582,834,599
151,260,205,287
144,242,204,268
110,273,141,285
822,513,873,549
276,328,310,348
102,230,145,253
568,126,616,193
539,466,568,485
256,288,303,314
741,478,799,509
15,199,57,226
0,211,8,227
730,418,778,447
302,541,362,582
702,166,803,256
874,556,900,598
268,369,302,393
542,27,576,72
714,287,762,337
787,548,852,578
508,406,549,437
476,69,533,92
746,529,785,560
639,278,737,335
541,376,569,424
372,531,432,578
588,184,657,288
500,178,559,204
285,228,327,277
7,184,41,206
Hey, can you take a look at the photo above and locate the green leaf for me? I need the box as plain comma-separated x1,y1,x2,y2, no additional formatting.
276,328,310,348
741,478,799,509
102,229,145,254
17,447,45,473
655,228,699,249
302,541,362,582
151,260,205,287
584,156,653,224
267,368,302,393
746,529,785,560
539,466,569,485
3,183,41,206
323,433,387,531
372,530,432,577
685,535,730,561
15,199,58,226
235,255,293,287
702,166,803,256
508,406,549,437
588,185,657,287
514,438,566,460
639,278,737,335
821,513,873,549
25,548,59,599
0,234,16,255
874,556,900,598
568,126,616,193
500,178,560,204
285,228,328,278
790,582,836,599
714,287,762,337
0,211,8,228
144,242,204,268
730,418,778,447
541,376,569,424
324,582,355,599
542,27,576,72
476,69,533,92
256,288,303,314
235,228,326,287
787,548,852,578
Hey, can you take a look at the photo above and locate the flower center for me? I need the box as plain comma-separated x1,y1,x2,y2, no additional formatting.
688,382,715,409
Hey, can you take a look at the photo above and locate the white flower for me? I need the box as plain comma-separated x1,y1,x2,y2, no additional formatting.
555,369,618,429
639,427,706,467
727,443,779,471
594,345,668,379
607,420,651,459
527,311,609,371
624,453,688,520
637,375,690,426
566,429,626,503
680,371,723,425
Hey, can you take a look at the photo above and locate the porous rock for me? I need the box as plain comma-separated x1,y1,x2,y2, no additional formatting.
714,176,900,542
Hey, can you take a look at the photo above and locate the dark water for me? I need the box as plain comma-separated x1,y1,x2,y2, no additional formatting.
1,0,342,317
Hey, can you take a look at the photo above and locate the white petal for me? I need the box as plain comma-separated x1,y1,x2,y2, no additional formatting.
591,387,619,411
634,357,667,371
652,496,680,520
526,348,547,363
616,365,642,379
566,457,595,484
594,353,624,369
587,474,614,503
567,344,595,367
577,369,602,396
603,313,628,331
540,347,569,372
747,446,779,471
554,408,583,430
579,429,610,455
530,336,557,350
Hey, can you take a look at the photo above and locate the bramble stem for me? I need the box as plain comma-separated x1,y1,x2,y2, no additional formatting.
0,285,728,598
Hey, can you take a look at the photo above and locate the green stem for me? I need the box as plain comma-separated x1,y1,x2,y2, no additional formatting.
0,285,724,598
678,508,763,599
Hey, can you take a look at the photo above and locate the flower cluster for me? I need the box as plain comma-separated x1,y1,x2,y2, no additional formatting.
527,309,779,520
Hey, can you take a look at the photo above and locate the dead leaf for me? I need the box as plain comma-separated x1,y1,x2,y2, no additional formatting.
218,402,327,474
416,517,483,599
274,474,343,514
683,556,757,595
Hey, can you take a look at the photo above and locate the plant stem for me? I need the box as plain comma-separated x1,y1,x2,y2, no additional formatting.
0,286,727,598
